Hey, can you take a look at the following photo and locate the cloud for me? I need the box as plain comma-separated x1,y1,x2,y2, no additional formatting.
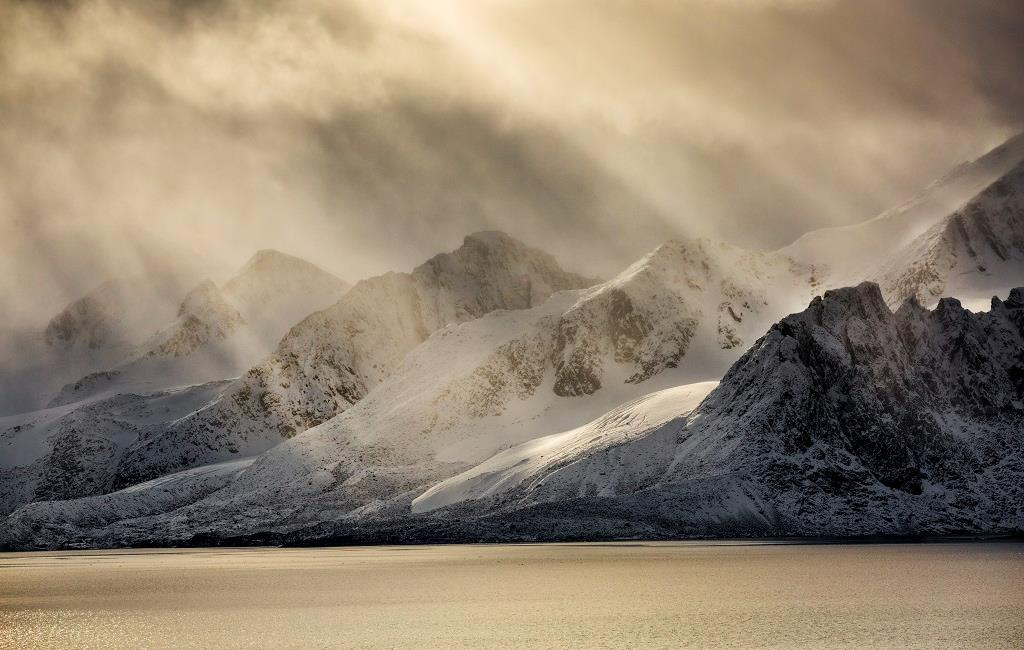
1,0,1020,329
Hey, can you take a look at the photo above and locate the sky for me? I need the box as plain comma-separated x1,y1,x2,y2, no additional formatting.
1,0,1022,330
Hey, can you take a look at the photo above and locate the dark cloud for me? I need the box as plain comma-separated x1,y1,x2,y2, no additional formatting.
1,0,1021,329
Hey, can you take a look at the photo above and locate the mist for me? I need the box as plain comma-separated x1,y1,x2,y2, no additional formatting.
2,0,1022,332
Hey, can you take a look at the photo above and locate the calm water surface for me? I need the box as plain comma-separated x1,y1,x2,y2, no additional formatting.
1,541,1021,648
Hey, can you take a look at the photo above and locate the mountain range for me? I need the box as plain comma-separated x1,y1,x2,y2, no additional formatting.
1,135,1023,549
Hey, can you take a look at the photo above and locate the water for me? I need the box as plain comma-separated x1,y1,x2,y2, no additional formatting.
1,542,1021,648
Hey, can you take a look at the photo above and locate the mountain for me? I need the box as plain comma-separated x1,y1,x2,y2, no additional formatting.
0,236,818,545
47,250,350,407
143,281,246,359
220,249,352,345
7,282,1022,549
31,232,594,496
783,133,1024,301
413,283,1024,539
43,278,182,352
0,250,348,517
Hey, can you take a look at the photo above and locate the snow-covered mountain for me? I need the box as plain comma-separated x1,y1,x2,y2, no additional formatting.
7,282,1022,548
0,237,819,545
48,249,351,406
0,380,233,516
0,274,195,415
414,283,1024,539
0,250,348,516
871,160,1024,310
41,232,594,492
43,278,183,352
782,132,1024,293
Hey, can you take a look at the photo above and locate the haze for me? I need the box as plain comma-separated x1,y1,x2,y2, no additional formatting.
2,0,1022,332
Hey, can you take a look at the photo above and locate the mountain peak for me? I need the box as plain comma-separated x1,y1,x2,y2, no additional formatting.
177,280,228,318
1007,287,1024,307
234,249,323,277
821,281,887,309
415,231,595,293
222,249,349,314
462,230,517,247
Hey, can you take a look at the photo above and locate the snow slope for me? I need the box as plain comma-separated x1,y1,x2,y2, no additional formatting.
412,382,717,513
0,380,233,516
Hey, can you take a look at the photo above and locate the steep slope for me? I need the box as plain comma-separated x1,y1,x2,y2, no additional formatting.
48,250,350,407
782,133,1024,292
412,382,718,513
872,160,1024,309
0,237,820,547
101,232,594,488
422,283,1024,538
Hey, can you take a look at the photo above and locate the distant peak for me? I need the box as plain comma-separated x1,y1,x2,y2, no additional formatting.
239,248,306,270
227,249,346,287
462,230,532,252
412,230,594,292
437,231,535,262
178,279,227,317
461,230,519,248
